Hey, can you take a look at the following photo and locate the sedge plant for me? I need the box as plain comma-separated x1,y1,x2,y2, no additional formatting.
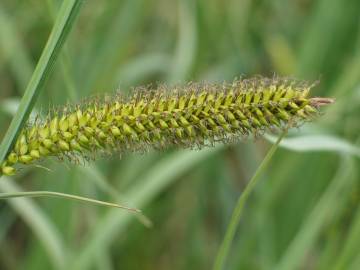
2,1,356,270
0,2,335,260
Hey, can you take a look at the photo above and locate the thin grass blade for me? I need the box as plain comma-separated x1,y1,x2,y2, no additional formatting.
0,0,83,169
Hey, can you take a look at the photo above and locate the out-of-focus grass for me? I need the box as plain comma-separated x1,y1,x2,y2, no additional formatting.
0,0,359,269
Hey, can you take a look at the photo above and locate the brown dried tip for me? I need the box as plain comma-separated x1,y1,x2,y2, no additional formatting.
310,97,335,107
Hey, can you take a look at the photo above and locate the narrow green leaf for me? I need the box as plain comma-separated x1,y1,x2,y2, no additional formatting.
168,0,197,82
0,178,66,270
332,205,360,270
0,190,140,212
275,157,357,270
0,0,83,168
265,134,360,158
78,165,152,227
69,146,223,270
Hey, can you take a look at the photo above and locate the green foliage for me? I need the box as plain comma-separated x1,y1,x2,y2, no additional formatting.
0,0,359,270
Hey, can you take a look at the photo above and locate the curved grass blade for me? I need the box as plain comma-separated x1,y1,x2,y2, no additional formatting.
168,0,197,82
265,134,360,158
0,190,140,212
69,146,223,270
0,0,83,172
332,205,360,270
78,165,152,227
275,156,357,270
0,178,66,270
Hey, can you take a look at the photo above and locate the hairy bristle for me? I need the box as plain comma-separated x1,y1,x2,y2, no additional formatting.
0,76,333,176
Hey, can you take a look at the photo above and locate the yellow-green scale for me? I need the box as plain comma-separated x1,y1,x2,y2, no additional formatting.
1,82,319,176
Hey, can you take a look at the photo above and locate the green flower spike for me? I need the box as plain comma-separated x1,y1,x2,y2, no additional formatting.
0,77,334,176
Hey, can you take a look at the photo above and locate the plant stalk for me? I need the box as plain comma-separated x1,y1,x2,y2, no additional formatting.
213,131,287,270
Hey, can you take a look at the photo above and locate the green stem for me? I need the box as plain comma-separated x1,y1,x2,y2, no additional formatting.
0,191,140,212
213,131,287,270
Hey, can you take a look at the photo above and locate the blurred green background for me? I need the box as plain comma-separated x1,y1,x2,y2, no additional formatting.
0,0,360,269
